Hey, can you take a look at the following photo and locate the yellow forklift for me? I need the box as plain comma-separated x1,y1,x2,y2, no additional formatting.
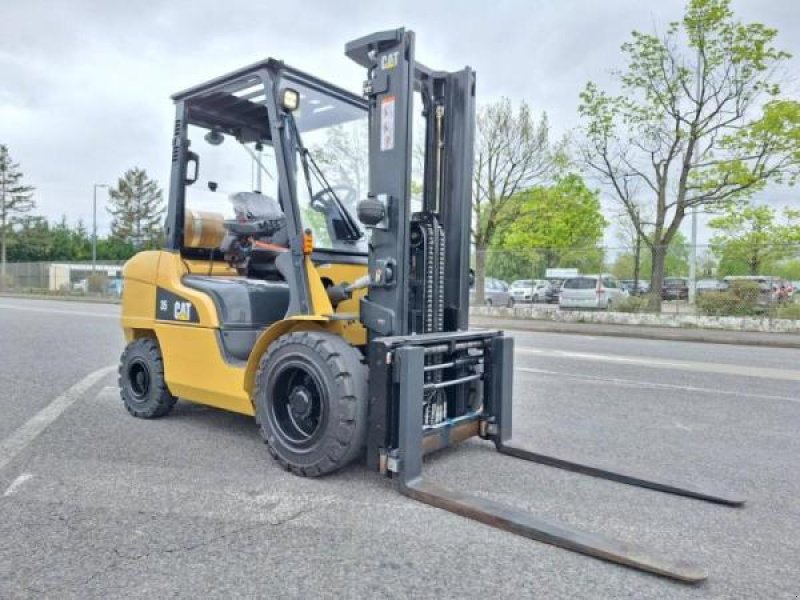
119,28,742,582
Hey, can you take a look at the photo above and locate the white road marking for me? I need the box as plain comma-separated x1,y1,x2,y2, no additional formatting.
0,365,116,472
517,366,800,404
517,346,800,382
3,472,33,497
0,303,119,319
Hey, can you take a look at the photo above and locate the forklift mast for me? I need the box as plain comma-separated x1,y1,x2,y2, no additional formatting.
346,29,474,337
342,29,742,583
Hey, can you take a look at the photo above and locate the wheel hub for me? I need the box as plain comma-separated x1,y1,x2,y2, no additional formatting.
128,359,151,399
269,364,327,447
289,387,313,419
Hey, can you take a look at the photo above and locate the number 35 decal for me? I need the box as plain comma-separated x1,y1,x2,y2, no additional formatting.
155,289,199,323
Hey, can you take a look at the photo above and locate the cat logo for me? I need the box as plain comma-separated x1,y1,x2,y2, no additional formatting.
156,288,199,323
380,51,399,71
174,301,193,321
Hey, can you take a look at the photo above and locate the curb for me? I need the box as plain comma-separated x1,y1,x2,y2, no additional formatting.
0,293,121,305
471,316,800,349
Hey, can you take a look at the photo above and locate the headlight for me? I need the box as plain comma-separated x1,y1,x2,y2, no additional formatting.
280,87,300,112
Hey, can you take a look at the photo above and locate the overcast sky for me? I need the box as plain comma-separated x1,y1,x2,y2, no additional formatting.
1,0,798,244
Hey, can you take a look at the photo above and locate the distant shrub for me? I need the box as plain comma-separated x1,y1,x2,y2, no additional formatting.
697,281,761,317
728,280,761,304
613,295,651,313
776,302,800,320
87,272,109,294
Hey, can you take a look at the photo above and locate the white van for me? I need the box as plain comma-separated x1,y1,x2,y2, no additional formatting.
559,274,626,310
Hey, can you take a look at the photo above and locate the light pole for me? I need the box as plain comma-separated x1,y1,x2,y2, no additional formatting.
92,184,109,273
689,26,704,306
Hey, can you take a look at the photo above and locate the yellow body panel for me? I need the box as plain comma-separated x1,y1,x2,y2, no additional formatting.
155,323,253,415
242,316,327,395
156,253,221,327
121,251,160,340
120,248,368,415
314,261,368,346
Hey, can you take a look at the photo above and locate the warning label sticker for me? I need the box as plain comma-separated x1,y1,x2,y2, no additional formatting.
380,95,395,152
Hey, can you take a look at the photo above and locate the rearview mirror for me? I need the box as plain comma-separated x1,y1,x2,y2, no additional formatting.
185,151,199,186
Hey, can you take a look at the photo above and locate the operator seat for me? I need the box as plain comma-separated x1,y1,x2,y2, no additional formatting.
183,191,291,362
223,191,289,280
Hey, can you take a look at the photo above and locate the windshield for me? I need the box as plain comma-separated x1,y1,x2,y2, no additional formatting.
284,78,368,253
184,124,279,234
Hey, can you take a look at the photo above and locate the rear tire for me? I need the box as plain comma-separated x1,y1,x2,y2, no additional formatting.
254,331,368,477
486,298,493,307
119,337,177,419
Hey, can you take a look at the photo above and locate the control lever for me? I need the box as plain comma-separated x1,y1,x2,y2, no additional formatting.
325,275,372,307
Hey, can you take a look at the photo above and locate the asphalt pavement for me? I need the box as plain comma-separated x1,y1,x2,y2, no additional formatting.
1,297,799,599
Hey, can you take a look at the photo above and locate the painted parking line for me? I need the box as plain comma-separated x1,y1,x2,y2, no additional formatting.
0,365,116,472
3,473,33,497
517,366,800,404
517,347,800,382
0,303,119,319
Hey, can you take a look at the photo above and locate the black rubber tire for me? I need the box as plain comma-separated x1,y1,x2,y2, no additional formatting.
118,337,177,419
254,331,368,477
485,298,493,307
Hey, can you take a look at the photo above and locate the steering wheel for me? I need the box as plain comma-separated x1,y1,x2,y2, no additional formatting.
310,185,357,213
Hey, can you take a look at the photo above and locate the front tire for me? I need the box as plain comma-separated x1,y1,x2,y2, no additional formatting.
254,331,368,477
119,337,177,419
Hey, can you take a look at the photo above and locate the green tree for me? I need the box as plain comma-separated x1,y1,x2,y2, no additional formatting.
108,168,165,248
612,231,690,280
484,250,544,283
95,236,136,261
775,259,800,280
493,174,606,275
709,203,800,275
50,216,92,261
0,144,35,283
7,216,50,262
72,220,92,261
472,99,562,302
579,0,800,309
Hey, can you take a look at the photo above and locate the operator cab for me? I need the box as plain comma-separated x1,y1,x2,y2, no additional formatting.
165,60,370,359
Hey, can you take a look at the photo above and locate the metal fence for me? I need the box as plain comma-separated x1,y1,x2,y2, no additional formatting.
475,244,800,321
2,247,799,324
0,261,126,299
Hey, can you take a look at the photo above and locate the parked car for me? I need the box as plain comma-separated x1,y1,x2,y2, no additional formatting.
662,277,689,300
695,279,724,296
470,277,514,307
559,274,626,310
545,279,563,303
510,279,551,303
620,279,650,295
